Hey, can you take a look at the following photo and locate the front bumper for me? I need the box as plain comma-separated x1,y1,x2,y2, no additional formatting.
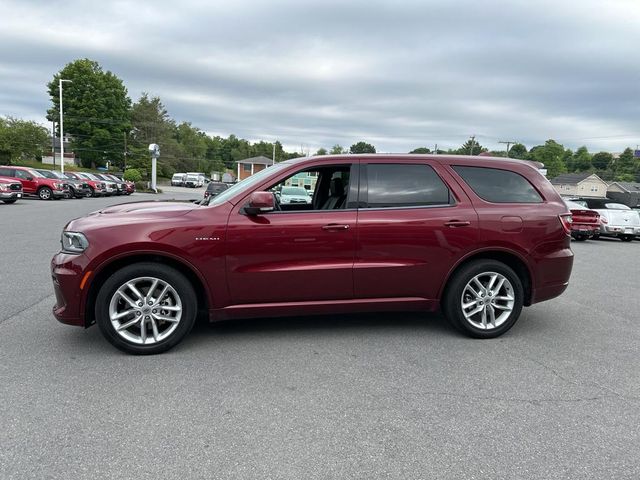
51,252,89,327
0,191,22,199
53,189,67,199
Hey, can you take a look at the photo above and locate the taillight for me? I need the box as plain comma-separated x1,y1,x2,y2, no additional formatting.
559,214,572,234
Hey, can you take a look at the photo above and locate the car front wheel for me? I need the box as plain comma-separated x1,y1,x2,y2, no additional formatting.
95,263,197,354
38,187,53,200
443,260,524,338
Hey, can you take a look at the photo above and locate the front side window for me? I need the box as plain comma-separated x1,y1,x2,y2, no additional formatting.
453,166,543,203
364,163,451,208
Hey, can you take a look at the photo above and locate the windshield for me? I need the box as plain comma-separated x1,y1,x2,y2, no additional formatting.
208,163,291,207
83,173,99,181
172,174,184,180
37,169,59,179
27,169,45,178
281,187,308,196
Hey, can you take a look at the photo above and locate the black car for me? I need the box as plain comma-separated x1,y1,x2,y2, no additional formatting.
36,169,89,199
204,181,229,198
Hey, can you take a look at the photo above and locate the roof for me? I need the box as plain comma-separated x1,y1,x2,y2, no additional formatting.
610,182,640,193
237,155,274,165
549,173,600,185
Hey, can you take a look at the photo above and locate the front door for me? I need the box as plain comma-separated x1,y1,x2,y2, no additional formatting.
225,162,358,305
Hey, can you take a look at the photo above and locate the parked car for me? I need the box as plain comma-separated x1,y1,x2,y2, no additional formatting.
203,181,229,199
78,173,116,196
564,200,600,241
171,173,187,186
0,176,23,204
0,165,69,200
95,173,127,195
51,154,573,354
64,172,105,197
571,198,640,241
278,186,312,204
184,173,204,188
36,169,91,199
106,174,133,195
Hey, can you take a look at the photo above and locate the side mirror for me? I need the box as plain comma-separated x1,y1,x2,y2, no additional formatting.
26,176,33,181
245,191,275,215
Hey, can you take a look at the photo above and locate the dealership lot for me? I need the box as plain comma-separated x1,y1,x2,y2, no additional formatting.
1,195,639,479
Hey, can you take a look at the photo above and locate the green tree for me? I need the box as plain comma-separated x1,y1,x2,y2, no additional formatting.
508,143,527,159
616,148,635,178
123,168,142,182
46,59,131,168
409,147,431,154
0,117,49,164
456,137,487,155
350,141,376,154
315,147,327,156
529,140,566,178
572,146,592,172
329,144,345,155
592,151,613,170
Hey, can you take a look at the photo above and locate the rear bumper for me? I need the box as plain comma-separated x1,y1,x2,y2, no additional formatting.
602,225,640,236
529,246,574,305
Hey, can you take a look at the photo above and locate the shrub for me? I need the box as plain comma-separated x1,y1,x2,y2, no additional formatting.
123,168,142,182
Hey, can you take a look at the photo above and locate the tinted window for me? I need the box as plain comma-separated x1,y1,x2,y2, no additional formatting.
366,164,451,208
0,167,13,177
453,166,543,203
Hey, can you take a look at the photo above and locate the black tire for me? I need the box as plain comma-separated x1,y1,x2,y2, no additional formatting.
95,263,197,355
620,235,633,242
2,199,17,204
574,235,588,241
38,187,53,200
443,259,524,339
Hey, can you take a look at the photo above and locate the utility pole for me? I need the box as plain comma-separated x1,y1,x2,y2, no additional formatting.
51,121,56,169
58,78,72,174
272,142,276,163
469,135,476,156
434,144,438,155
123,132,128,171
499,140,517,157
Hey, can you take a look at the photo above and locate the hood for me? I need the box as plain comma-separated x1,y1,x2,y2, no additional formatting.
93,200,198,217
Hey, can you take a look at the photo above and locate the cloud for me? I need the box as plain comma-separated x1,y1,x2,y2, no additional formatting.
1,0,638,153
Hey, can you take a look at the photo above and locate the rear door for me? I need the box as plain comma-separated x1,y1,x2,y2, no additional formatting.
354,159,478,300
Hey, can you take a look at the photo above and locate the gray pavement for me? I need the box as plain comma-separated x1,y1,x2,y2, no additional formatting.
1,192,639,479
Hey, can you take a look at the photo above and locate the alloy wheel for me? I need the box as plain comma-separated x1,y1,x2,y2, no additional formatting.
108,276,183,345
460,272,515,330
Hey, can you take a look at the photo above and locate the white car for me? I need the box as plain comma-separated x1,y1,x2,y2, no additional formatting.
279,186,311,204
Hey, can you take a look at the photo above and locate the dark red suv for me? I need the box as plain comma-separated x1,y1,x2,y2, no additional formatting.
51,155,574,354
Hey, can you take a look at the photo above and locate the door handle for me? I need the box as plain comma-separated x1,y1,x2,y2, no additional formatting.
322,224,350,231
444,220,471,227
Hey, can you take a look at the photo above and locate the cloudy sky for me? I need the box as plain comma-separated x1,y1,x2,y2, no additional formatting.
0,0,639,153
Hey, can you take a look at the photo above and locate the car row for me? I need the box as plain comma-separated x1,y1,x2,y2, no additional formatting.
0,165,134,202
171,172,206,188
567,197,640,242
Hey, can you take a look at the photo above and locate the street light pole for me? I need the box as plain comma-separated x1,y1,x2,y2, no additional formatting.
58,79,72,174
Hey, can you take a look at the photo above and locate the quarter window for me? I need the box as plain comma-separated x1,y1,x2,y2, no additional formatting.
453,166,543,203
365,164,451,208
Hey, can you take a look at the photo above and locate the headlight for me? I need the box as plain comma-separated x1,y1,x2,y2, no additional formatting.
61,231,89,254
54,182,63,189
0,184,8,191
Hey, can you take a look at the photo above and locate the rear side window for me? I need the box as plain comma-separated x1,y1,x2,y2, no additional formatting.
453,166,543,203
0,167,13,176
365,164,451,208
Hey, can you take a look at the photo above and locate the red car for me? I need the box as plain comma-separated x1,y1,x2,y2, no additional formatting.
0,165,69,200
64,172,106,197
564,200,600,241
51,154,574,354
0,176,23,203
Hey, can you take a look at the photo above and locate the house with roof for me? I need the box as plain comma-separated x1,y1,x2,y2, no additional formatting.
236,155,274,181
549,173,608,198
607,182,640,207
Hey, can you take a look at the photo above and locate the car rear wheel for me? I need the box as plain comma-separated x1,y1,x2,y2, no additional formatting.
443,260,524,338
620,235,633,242
38,187,53,200
95,263,197,354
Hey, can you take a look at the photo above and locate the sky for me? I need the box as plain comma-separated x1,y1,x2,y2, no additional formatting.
0,0,639,154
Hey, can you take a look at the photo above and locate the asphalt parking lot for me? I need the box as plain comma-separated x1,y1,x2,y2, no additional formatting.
1,192,639,479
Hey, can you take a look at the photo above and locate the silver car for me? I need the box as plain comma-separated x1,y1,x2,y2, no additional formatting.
572,198,640,242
